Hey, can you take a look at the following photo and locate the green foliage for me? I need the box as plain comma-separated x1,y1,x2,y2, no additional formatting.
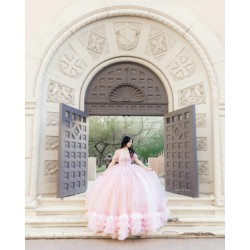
88,116,164,166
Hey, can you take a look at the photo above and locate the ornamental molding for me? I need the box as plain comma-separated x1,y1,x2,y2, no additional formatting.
32,8,222,202
168,48,195,80
145,26,176,60
46,112,59,127
47,80,75,105
45,136,59,150
178,83,206,107
78,25,109,59
114,22,141,50
59,45,86,78
198,161,209,176
108,84,145,102
197,137,207,151
196,113,207,128
44,160,58,176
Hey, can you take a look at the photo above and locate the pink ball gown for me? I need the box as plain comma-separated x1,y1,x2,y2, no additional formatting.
86,150,170,240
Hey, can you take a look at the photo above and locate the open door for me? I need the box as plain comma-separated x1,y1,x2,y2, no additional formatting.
57,103,88,198
164,105,198,198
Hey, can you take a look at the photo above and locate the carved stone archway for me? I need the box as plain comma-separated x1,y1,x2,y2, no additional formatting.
85,62,168,116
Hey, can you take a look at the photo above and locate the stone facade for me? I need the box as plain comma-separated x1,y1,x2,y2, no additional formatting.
25,0,225,238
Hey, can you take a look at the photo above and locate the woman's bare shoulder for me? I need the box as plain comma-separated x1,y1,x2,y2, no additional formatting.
114,149,121,154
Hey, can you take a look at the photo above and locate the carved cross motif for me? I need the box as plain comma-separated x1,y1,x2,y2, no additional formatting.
59,52,85,78
170,55,195,79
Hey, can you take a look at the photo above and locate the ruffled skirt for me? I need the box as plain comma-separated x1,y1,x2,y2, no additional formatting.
86,163,170,240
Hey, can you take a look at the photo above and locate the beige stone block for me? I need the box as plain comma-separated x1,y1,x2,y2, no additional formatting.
149,156,165,176
26,15,67,61
26,54,42,99
56,0,106,29
105,0,152,10
25,115,34,158
26,159,32,196
88,157,96,181
150,0,199,31
187,17,224,65
212,61,225,100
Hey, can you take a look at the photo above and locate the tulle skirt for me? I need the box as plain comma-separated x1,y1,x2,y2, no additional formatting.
86,163,170,240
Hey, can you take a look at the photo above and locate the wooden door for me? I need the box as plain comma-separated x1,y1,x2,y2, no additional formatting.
164,105,199,198
57,103,88,198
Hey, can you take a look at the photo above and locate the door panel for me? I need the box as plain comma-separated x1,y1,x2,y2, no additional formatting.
57,103,88,198
164,105,199,198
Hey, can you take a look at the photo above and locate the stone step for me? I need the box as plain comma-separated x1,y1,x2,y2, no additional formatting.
25,225,225,239
34,193,216,207
35,205,87,215
34,203,223,216
26,214,224,228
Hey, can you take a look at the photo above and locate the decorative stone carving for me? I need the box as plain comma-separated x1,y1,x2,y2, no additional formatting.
198,161,209,176
47,80,75,104
45,136,59,150
78,25,109,59
196,113,207,128
59,45,86,78
44,160,58,176
197,137,207,151
145,26,176,60
178,83,206,107
169,48,195,79
108,84,145,102
46,112,59,127
114,22,141,50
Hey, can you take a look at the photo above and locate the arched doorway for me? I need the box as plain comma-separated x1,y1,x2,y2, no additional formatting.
85,62,168,116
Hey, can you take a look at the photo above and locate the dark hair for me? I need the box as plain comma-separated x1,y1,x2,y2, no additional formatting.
121,136,135,158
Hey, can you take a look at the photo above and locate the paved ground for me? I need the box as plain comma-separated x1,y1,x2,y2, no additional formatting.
26,238,225,250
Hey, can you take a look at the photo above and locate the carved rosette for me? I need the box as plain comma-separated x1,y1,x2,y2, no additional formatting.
47,80,75,105
168,48,195,79
108,84,145,102
198,161,209,176
145,26,176,60
197,137,207,151
46,112,59,127
59,45,86,78
114,22,141,50
45,136,59,150
78,25,109,59
196,113,207,128
178,83,206,107
44,160,58,176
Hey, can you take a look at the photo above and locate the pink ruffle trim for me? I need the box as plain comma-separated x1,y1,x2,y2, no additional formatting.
87,209,170,240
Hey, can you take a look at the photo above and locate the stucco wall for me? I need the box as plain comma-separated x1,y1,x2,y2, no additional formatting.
26,0,224,44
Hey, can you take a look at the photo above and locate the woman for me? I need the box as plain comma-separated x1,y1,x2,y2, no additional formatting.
86,136,170,240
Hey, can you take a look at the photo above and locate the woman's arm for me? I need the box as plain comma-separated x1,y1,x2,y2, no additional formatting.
133,155,153,171
107,158,116,169
105,150,119,170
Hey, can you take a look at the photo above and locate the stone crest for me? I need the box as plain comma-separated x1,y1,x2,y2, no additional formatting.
115,23,140,50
